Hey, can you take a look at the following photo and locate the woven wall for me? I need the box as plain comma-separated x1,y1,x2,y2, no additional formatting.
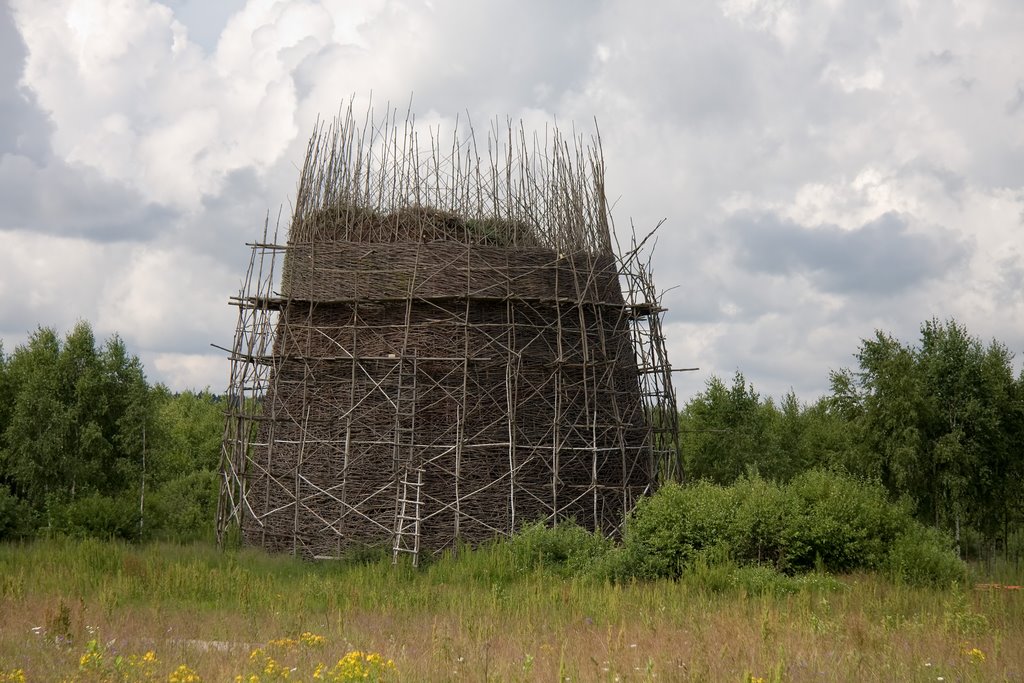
218,108,678,562
241,236,652,558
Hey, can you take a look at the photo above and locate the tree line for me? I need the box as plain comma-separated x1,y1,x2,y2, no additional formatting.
0,322,222,540
1,317,1021,561
680,318,1024,559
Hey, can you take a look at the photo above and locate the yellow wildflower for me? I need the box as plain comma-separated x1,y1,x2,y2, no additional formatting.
268,638,298,650
962,647,986,663
300,632,326,648
167,663,202,683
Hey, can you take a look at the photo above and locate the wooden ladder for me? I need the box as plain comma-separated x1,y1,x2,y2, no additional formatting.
392,354,422,565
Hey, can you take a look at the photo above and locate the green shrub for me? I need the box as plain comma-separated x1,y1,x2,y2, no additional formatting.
504,520,612,575
731,565,841,596
676,553,843,596
726,476,799,567
781,469,910,572
588,546,633,582
55,493,141,540
622,469,966,585
622,481,736,579
729,564,784,595
0,484,35,540
143,471,217,541
1008,528,1024,565
883,526,967,587
681,544,737,592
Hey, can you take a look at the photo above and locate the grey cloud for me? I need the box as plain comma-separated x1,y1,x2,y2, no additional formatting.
972,143,1024,188
0,154,178,242
292,44,363,104
176,168,272,270
825,0,903,58
0,5,53,161
954,76,976,91
996,256,1024,308
1007,83,1024,115
726,211,970,296
900,159,967,199
664,289,730,324
918,49,957,68
594,4,770,131
4,0,1022,399
0,5,174,242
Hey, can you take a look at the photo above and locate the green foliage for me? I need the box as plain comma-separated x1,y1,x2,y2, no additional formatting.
0,323,231,543
2,313,1020,571
136,390,224,541
621,480,733,578
0,323,152,518
503,520,614,576
53,492,141,540
0,342,11,451
143,471,218,541
781,469,908,572
883,527,968,587
726,475,799,567
678,317,1023,557
679,372,777,483
459,519,846,595
621,471,965,586
0,483,35,540
832,318,1024,548
730,565,842,596
146,388,224,483
2,327,65,503
679,373,860,484
680,550,842,596
0,323,233,543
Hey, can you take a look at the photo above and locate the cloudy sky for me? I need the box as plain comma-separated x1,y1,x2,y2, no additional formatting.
2,0,1022,403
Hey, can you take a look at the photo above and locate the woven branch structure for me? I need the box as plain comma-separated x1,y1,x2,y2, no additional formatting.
217,105,679,562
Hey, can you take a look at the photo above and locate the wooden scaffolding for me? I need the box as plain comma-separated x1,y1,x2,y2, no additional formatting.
217,106,679,563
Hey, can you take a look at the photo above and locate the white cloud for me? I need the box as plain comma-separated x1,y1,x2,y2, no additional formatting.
0,230,130,338
149,351,227,390
11,0,300,209
3,0,1023,398
96,246,239,353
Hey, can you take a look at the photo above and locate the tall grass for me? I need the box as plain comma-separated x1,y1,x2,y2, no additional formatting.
0,538,1021,681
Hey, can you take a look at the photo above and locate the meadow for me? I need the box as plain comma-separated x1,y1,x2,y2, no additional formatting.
3,319,1023,681
0,538,1021,682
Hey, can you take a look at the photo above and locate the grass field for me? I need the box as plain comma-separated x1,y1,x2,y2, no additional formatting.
0,538,1021,682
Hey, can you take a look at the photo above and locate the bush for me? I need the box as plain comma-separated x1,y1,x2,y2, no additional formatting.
504,520,612,575
143,471,218,541
622,481,736,579
731,565,842,596
55,493,141,540
0,484,35,540
781,469,910,572
883,526,967,587
621,469,966,586
1007,528,1024,565
727,476,800,567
